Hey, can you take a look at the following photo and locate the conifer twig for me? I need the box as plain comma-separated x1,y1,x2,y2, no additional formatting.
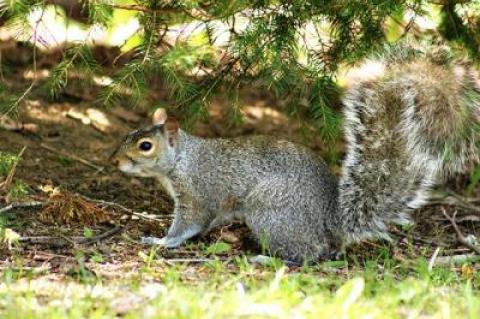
107,4,211,21
39,143,103,171
1,7,45,119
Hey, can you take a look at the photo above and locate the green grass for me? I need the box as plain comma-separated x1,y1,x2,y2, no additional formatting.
0,251,479,319
0,152,19,176
0,151,29,201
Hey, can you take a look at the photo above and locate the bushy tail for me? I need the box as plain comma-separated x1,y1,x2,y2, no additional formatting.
335,46,480,244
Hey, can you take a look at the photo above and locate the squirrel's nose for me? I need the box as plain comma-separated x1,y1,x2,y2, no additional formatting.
109,148,120,166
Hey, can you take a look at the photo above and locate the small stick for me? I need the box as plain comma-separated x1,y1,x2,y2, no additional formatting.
457,215,480,223
39,143,103,171
79,225,124,244
435,254,480,265
33,251,70,261
19,225,123,247
19,236,70,247
0,201,44,214
78,194,172,221
160,258,217,264
429,191,480,214
442,208,480,255
391,229,447,247
428,247,441,272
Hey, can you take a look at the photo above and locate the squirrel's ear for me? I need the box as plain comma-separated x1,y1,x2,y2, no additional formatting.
152,108,168,125
165,118,179,135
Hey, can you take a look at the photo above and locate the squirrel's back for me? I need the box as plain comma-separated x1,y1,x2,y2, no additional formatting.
177,133,337,211
336,44,480,243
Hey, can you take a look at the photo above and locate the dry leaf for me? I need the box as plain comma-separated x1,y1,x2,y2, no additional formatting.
220,230,240,244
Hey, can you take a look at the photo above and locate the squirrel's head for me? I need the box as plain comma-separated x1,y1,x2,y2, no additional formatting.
111,108,179,177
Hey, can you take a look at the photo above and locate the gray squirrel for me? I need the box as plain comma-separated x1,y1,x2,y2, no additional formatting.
111,44,480,262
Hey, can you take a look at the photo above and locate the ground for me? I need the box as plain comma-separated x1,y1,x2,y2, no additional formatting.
1,43,480,318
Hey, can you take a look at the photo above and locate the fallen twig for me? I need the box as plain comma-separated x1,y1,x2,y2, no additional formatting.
33,251,70,261
19,225,124,247
429,191,480,214
160,258,218,264
435,254,480,265
78,194,172,222
457,215,480,223
40,143,103,171
391,229,447,247
80,225,124,245
442,208,480,255
0,201,44,214
19,236,71,247
428,247,441,272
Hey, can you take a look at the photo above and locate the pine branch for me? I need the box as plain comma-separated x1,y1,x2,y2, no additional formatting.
1,4,46,117
46,45,97,98
104,3,211,21
99,61,147,107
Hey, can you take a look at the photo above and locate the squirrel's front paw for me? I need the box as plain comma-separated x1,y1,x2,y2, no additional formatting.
141,236,184,248
141,236,167,245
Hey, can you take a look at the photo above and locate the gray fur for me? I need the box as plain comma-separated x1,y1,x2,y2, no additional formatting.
336,46,480,244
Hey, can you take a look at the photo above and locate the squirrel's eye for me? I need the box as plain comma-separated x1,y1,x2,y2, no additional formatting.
138,141,153,151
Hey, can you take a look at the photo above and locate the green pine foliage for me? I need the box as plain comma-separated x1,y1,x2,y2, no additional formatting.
46,45,99,98
1,0,480,141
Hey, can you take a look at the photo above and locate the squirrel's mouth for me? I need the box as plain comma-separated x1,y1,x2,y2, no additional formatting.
116,158,143,175
118,160,134,172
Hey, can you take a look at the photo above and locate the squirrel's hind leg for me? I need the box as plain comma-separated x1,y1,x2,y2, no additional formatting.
243,179,336,262
201,211,242,236
244,207,333,263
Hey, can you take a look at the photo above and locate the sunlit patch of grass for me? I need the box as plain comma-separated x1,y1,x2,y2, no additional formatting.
7,180,29,200
0,252,479,318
